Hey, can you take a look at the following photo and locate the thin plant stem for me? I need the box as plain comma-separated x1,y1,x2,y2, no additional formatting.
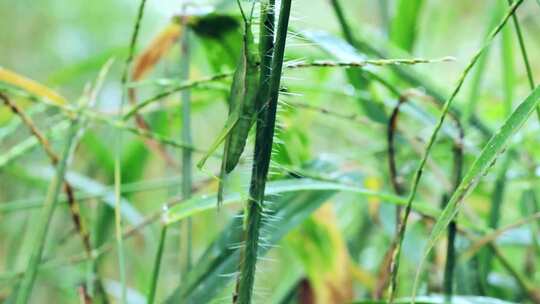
123,73,230,119
14,114,80,304
0,93,92,254
234,0,283,303
489,244,540,302
327,0,493,137
180,23,193,272
146,224,168,304
421,93,465,301
115,1,147,302
506,0,539,121
386,1,524,302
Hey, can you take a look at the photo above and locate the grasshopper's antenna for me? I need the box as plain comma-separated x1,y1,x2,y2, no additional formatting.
236,0,248,24
236,0,256,25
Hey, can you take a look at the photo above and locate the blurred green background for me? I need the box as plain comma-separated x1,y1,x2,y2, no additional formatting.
1,0,540,303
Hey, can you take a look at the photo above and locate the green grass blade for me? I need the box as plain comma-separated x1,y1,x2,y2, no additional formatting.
387,1,525,302
390,0,425,52
14,116,80,304
506,0,538,121
146,225,167,304
414,85,540,298
507,0,535,90
164,178,439,224
300,28,491,136
115,1,147,301
180,23,193,272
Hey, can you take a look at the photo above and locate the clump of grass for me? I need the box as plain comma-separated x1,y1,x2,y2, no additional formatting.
13,96,86,304
388,1,525,302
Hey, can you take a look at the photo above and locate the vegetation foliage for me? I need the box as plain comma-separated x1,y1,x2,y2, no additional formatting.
1,0,540,303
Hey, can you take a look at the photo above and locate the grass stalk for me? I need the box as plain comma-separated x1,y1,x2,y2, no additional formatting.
115,0,147,302
147,224,168,304
180,23,193,272
506,0,538,120
14,113,80,304
328,0,493,137
386,1,524,302
234,0,288,303
124,57,448,118
0,93,92,254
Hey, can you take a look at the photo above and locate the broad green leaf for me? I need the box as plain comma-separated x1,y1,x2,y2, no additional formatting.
414,85,540,294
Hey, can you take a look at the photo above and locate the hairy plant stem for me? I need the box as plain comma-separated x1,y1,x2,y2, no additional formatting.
234,0,290,303
386,1,524,302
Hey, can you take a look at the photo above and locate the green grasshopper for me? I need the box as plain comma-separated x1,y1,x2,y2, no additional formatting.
197,1,260,207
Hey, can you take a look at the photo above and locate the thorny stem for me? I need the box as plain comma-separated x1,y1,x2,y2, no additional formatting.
234,0,290,303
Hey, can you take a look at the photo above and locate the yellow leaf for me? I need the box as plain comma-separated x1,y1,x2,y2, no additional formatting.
0,66,66,106
132,23,184,81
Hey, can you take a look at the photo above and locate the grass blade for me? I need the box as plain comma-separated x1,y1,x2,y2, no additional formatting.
325,1,493,136
14,113,80,304
146,224,167,304
115,1,148,302
0,66,66,106
387,1,524,302
506,0,538,121
414,85,540,299
179,15,193,273
164,178,439,225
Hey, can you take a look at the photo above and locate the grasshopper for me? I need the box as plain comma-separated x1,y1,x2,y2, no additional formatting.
197,1,260,206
